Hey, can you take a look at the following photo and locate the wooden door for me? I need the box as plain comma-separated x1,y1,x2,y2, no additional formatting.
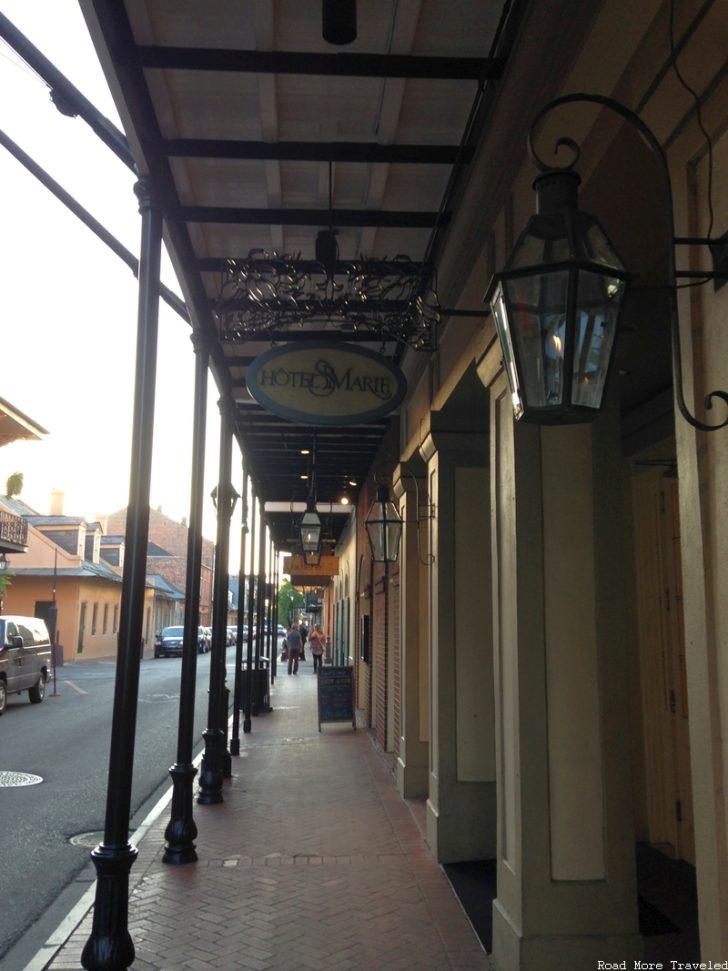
632,468,694,863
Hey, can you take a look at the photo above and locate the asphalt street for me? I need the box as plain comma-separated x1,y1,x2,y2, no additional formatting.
0,647,237,966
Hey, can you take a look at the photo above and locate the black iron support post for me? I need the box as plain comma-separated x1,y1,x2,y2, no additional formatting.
271,544,278,684
198,398,236,804
230,470,249,755
266,534,274,673
81,178,162,971
162,332,209,864
253,518,266,714
243,494,257,732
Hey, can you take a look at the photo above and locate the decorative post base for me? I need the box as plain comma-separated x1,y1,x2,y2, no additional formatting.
197,728,225,804
81,842,138,970
162,763,198,864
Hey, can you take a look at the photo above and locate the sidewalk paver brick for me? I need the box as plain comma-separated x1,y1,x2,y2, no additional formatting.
45,661,491,970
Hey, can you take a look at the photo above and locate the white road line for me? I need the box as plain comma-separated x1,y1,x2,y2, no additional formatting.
62,680,88,695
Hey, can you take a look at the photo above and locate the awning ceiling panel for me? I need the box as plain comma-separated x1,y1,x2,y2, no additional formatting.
79,0,514,549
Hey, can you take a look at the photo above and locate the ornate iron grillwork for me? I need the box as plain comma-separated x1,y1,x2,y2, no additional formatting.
215,251,440,351
0,510,28,548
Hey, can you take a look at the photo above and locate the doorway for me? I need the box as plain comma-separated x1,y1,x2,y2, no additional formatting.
77,601,87,655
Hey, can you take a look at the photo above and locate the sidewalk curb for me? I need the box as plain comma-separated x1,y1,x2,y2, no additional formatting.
24,745,207,971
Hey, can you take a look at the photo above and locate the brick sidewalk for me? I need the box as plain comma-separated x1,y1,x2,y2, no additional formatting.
44,659,490,970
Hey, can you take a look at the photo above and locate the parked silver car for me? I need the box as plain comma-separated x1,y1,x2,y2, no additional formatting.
0,615,52,714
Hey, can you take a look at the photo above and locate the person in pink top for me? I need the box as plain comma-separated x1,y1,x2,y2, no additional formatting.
309,624,325,674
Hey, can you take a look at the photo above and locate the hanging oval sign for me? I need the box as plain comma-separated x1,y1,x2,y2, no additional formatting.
246,342,407,425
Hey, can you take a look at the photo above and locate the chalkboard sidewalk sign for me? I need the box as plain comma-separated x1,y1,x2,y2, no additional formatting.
318,665,356,731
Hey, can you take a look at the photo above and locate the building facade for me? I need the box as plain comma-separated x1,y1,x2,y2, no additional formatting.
330,3,728,967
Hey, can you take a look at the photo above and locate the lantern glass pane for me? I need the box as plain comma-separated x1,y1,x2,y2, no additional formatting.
490,283,524,417
386,523,402,561
365,496,402,562
509,224,571,268
300,511,321,552
505,270,569,408
570,271,626,409
582,221,626,270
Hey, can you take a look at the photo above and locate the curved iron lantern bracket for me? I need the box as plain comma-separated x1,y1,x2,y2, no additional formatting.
528,92,728,433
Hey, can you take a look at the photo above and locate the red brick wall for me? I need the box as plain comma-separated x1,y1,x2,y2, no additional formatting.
105,507,215,623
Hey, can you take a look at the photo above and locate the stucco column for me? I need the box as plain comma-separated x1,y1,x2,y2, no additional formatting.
419,424,496,863
393,458,429,799
489,374,640,971
675,395,728,961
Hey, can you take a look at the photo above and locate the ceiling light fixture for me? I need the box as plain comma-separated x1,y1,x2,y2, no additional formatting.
322,0,357,46
298,435,322,556
303,548,322,567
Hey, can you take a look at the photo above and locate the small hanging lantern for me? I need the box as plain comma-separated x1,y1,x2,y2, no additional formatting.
485,169,629,424
299,500,322,554
210,482,240,517
365,487,403,563
303,548,322,567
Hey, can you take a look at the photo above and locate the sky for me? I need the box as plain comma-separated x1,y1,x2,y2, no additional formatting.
0,0,255,565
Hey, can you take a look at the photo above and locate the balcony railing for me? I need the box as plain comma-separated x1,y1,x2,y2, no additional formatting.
0,510,28,549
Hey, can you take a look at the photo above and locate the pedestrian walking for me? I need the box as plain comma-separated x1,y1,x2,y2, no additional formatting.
309,623,325,673
285,623,302,675
299,621,308,661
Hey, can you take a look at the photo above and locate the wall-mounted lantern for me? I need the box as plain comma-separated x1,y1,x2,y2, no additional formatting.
364,486,403,563
487,92,728,430
486,168,628,424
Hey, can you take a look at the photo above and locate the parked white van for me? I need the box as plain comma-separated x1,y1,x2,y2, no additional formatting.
0,616,52,714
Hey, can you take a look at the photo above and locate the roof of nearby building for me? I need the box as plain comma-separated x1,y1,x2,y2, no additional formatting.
0,496,39,517
9,561,123,582
27,516,86,527
146,573,185,599
0,396,48,446
147,541,175,557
